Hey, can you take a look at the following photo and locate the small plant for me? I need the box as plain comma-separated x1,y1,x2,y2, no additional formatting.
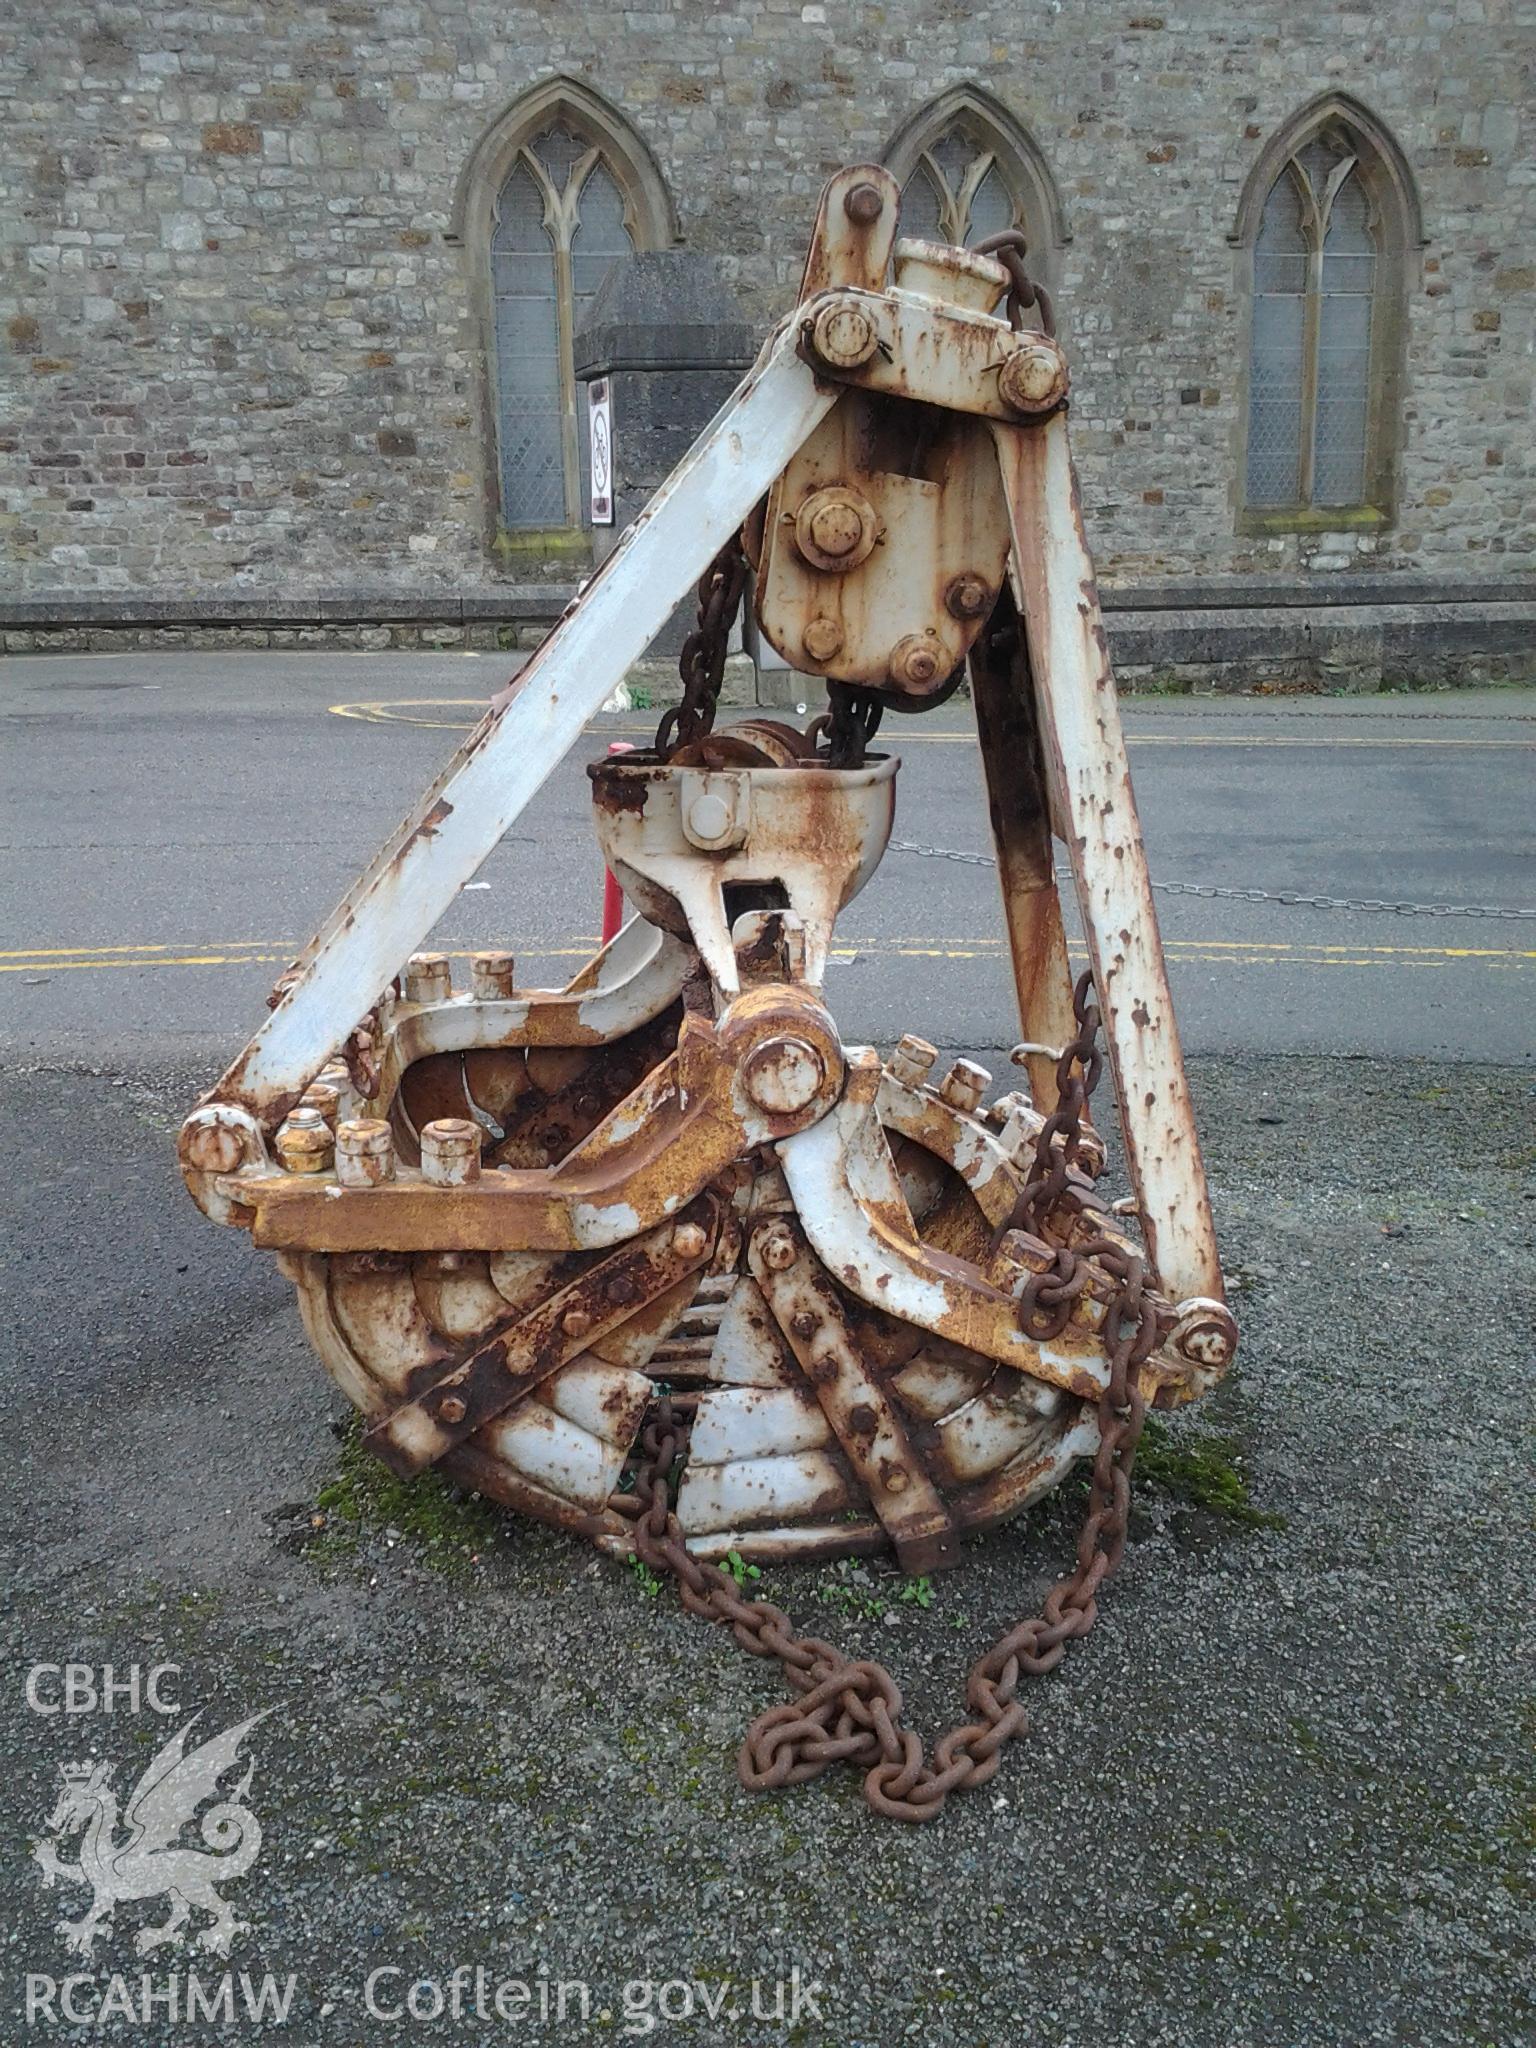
630,685,653,710
898,1576,934,1610
628,1555,663,1597
722,1549,761,1590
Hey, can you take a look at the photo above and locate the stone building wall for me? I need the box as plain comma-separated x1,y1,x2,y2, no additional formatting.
2,0,1533,616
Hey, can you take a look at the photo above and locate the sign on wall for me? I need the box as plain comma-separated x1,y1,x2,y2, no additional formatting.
588,379,614,526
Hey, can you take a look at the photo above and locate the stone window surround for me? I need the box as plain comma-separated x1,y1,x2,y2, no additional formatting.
1229,92,1425,539
882,82,1071,294
447,82,1426,566
446,76,678,555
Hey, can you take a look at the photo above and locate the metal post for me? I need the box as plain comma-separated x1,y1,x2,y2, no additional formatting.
993,415,1224,1305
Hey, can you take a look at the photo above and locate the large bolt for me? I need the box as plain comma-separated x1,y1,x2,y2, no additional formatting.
789,1309,818,1340
606,1273,640,1307
793,486,879,574
843,181,884,225
945,573,992,621
318,1061,360,1120
404,952,452,1004
743,1036,826,1116
672,1221,708,1260
802,615,844,664
685,790,736,845
810,298,879,371
471,950,516,1000
300,1080,342,1130
998,338,1069,416
562,1306,594,1341
887,1034,938,1088
938,1059,992,1115
184,1119,246,1174
759,1229,796,1273
887,632,945,692
1170,1300,1239,1375
335,1117,395,1187
437,1394,467,1425
275,1105,335,1175
420,1116,482,1188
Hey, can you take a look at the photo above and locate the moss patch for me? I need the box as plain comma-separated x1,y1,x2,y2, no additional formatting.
1135,1416,1286,1529
308,1415,502,1574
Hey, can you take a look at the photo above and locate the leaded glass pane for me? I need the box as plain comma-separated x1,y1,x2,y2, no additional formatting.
492,162,563,528
571,162,634,512
900,161,945,243
1246,170,1307,505
932,128,974,199
528,124,587,195
968,163,1013,244
1314,171,1376,505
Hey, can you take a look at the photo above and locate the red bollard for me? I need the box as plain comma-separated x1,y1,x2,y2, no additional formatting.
601,742,636,942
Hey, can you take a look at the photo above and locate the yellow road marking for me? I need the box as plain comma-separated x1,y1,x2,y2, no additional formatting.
5,937,1532,976
327,697,1536,747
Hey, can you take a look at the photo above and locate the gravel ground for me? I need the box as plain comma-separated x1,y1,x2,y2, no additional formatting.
1,1050,1532,2046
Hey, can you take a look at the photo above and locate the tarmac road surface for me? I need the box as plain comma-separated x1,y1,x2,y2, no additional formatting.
0,651,1532,2046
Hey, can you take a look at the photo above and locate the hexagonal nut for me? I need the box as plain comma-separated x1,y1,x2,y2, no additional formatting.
938,1058,991,1114
793,485,879,574
471,950,516,1000
299,1080,342,1129
810,298,880,371
672,1221,709,1260
1170,1299,1239,1376
404,952,452,1004
181,1116,250,1175
945,573,993,622
275,1109,335,1175
801,614,845,664
420,1116,482,1188
998,338,1069,416
334,1117,396,1188
887,632,947,693
758,1228,796,1273
887,1033,938,1088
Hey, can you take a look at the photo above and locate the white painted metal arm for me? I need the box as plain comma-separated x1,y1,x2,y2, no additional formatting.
211,326,837,1125
993,413,1225,1306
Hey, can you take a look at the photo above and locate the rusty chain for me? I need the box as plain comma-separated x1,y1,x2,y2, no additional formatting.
654,535,750,759
970,227,1056,338
631,971,1156,1822
807,681,884,768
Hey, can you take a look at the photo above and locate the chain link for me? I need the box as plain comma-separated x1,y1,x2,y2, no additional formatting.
654,536,749,760
632,972,1156,1822
889,841,1535,921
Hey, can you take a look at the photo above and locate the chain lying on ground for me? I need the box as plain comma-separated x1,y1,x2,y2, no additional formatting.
889,840,1536,920
654,536,749,759
632,972,1155,1822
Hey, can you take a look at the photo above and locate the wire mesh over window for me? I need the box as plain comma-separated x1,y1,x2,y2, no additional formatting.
491,125,637,531
1244,132,1380,512
897,124,1021,249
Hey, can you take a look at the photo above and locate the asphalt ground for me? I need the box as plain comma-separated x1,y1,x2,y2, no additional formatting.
2,654,1534,1066
0,652,1533,2046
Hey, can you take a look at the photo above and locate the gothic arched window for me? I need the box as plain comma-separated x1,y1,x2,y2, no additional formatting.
453,82,675,539
1237,99,1421,521
883,86,1068,282
491,127,635,530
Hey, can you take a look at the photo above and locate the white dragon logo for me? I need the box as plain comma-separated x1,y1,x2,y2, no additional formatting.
30,1712,267,1959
